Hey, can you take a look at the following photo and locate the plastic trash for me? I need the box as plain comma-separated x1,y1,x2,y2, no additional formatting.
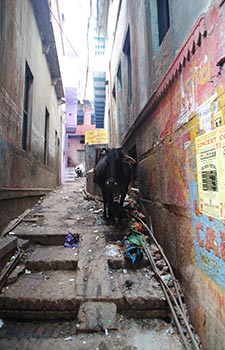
64,231,79,247
124,245,143,264
124,279,133,289
64,336,72,341
131,222,143,231
127,232,142,246
105,244,122,257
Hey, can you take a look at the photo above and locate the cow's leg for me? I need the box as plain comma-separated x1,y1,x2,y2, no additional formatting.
102,190,108,220
108,195,115,224
118,186,129,224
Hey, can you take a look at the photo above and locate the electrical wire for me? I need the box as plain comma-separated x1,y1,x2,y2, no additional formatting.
48,5,79,58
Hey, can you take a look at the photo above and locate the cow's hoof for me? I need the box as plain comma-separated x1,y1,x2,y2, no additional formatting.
106,218,115,226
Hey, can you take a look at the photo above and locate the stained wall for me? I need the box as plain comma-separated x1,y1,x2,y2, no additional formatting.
0,0,63,231
137,3,225,349
106,0,225,348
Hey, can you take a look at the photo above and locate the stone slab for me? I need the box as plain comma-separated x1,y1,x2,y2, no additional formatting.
13,230,66,245
25,246,79,271
0,271,79,319
108,268,168,313
76,256,113,299
78,301,117,331
0,237,17,259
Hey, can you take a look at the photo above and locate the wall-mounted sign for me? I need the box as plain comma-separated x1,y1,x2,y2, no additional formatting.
85,129,108,144
196,125,225,219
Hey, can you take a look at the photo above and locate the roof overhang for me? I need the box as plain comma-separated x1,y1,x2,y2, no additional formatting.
31,0,64,99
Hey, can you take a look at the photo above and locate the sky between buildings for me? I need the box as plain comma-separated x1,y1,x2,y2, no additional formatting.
62,0,98,103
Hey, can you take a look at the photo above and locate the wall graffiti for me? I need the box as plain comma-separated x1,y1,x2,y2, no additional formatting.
190,180,225,288
173,54,211,130
152,16,225,289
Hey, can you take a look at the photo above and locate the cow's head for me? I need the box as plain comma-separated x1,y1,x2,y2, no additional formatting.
105,148,136,190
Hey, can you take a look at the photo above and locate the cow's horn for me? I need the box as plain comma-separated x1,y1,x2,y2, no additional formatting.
123,155,136,164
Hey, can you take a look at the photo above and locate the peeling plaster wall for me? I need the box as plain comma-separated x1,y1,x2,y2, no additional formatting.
0,0,63,231
107,0,225,348
108,0,211,143
136,3,225,349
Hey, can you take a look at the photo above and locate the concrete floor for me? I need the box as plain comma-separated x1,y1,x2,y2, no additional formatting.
0,179,186,349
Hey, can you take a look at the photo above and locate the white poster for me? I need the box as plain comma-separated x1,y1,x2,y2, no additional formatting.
196,125,225,219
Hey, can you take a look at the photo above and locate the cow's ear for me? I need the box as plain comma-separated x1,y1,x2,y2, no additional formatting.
123,155,136,164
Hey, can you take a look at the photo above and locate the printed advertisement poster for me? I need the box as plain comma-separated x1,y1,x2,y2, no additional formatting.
85,129,108,144
218,125,225,216
196,125,225,219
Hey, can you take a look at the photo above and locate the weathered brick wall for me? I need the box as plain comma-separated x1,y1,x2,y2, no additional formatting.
0,0,63,231
135,3,225,349
0,0,62,189
107,0,225,348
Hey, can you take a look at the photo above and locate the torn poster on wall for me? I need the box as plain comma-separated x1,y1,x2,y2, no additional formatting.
196,125,225,219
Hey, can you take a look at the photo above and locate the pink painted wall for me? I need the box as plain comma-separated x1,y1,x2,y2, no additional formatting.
67,137,85,166
137,2,225,348
66,100,96,168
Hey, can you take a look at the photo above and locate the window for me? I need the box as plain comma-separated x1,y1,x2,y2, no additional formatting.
116,61,125,135
44,108,49,165
80,136,85,144
22,62,33,150
149,0,170,53
77,110,84,125
91,113,95,125
157,0,170,45
117,63,122,90
123,27,132,105
112,84,116,100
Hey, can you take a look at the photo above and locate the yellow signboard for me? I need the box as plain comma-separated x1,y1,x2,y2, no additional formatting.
196,125,225,219
85,129,108,144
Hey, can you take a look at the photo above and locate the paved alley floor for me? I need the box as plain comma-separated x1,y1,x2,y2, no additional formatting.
0,178,186,349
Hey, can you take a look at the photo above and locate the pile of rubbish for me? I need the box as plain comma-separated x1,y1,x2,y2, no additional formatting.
120,213,202,350
123,222,146,265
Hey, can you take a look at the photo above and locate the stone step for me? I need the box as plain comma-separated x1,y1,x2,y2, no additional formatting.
65,167,75,173
65,178,75,182
0,267,168,321
65,174,75,179
0,317,185,350
65,168,75,182
0,271,79,320
0,237,18,271
12,231,66,245
25,246,79,271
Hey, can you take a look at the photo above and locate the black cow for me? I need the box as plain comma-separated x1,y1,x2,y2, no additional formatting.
93,147,136,224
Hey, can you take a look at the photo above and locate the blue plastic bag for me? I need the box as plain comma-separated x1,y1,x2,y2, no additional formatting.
124,245,143,264
64,231,79,247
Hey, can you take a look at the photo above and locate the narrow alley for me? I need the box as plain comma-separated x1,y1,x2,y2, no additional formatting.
0,178,195,350
1,0,225,348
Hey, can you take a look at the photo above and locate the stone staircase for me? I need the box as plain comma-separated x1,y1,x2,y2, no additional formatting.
64,167,75,182
0,181,168,330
